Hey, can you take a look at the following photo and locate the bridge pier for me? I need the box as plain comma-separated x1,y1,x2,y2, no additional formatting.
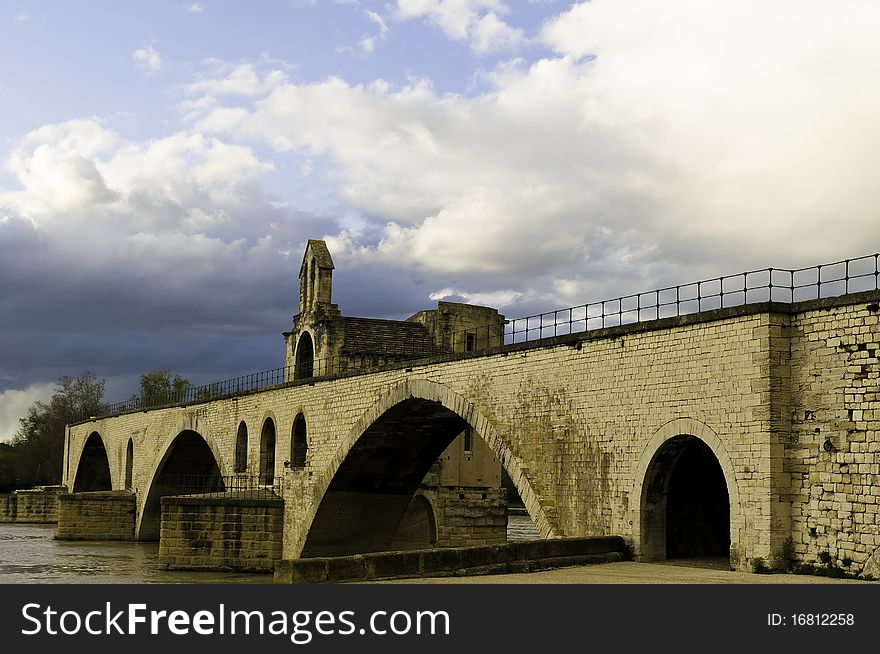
55,491,136,541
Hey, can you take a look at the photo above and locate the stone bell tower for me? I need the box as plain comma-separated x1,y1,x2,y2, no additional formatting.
298,239,336,315
284,240,340,380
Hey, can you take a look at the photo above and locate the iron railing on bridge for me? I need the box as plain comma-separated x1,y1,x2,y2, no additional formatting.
155,473,283,500
88,252,880,420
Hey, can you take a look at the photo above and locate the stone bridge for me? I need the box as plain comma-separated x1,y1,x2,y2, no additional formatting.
62,277,880,573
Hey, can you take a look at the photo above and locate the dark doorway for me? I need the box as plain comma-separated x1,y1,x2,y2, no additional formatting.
73,432,112,492
295,332,314,379
640,435,730,562
665,438,730,558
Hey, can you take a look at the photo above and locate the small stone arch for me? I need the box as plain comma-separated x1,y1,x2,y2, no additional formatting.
295,331,315,380
259,415,278,485
288,378,554,557
631,418,742,563
291,412,308,469
124,438,134,490
390,493,438,549
234,421,249,474
72,431,113,492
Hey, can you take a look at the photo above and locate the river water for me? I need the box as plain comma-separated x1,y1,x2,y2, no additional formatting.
1,516,540,584
0,524,269,584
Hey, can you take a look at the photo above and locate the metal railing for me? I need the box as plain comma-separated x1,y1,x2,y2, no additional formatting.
89,252,879,420
503,253,880,343
156,473,283,499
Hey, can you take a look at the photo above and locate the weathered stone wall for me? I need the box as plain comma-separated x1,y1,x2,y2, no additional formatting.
0,486,64,523
787,299,880,574
55,491,135,540
159,495,283,573
65,292,880,573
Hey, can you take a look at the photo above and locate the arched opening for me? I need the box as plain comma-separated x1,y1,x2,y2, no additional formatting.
641,435,730,563
138,430,223,541
259,418,276,485
389,494,437,550
291,413,308,469
301,398,468,556
295,332,314,380
73,432,112,492
234,421,248,474
124,439,134,490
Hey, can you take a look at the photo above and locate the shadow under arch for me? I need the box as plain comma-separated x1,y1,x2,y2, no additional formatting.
73,431,113,492
632,418,741,565
137,429,224,541
296,379,554,557
389,493,437,550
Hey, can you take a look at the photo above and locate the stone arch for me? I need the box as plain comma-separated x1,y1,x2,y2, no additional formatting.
295,331,315,380
234,421,248,474
389,493,438,549
291,412,308,469
259,415,278,485
135,416,226,540
631,418,742,563
289,378,554,557
124,438,134,490
73,431,113,492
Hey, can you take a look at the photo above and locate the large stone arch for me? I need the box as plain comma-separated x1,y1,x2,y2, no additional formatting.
72,431,114,492
631,417,742,564
285,378,555,557
135,415,226,540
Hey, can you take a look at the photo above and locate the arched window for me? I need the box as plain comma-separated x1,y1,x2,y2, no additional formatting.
124,439,134,490
295,332,314,379
259,418,277,485
291,413,308,469
234,421,248,474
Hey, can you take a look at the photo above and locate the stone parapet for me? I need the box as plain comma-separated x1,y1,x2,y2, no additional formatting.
274,536,627,583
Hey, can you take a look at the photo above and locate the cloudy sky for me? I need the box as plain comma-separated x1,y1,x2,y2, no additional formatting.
2,0,880,440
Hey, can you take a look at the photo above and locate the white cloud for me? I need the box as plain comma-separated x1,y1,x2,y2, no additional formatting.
133,46,162,73
471,12,524,54
185,3,205,13
187,0,880,307
0,382,54,442
183,61,288,98
394,0,523,53
13,13,28,23
365,10,389,36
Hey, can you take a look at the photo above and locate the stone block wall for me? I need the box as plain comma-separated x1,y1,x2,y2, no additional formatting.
0,486,64,523
159,494,283,573
788,298,880,574
55,491,135,540
426,486,508,547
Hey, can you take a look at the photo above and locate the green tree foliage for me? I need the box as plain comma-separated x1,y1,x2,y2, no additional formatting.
128,369,192,408
6,372,106,489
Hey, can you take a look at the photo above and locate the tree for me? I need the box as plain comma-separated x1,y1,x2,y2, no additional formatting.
11,371,106,488
128,369,192,408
